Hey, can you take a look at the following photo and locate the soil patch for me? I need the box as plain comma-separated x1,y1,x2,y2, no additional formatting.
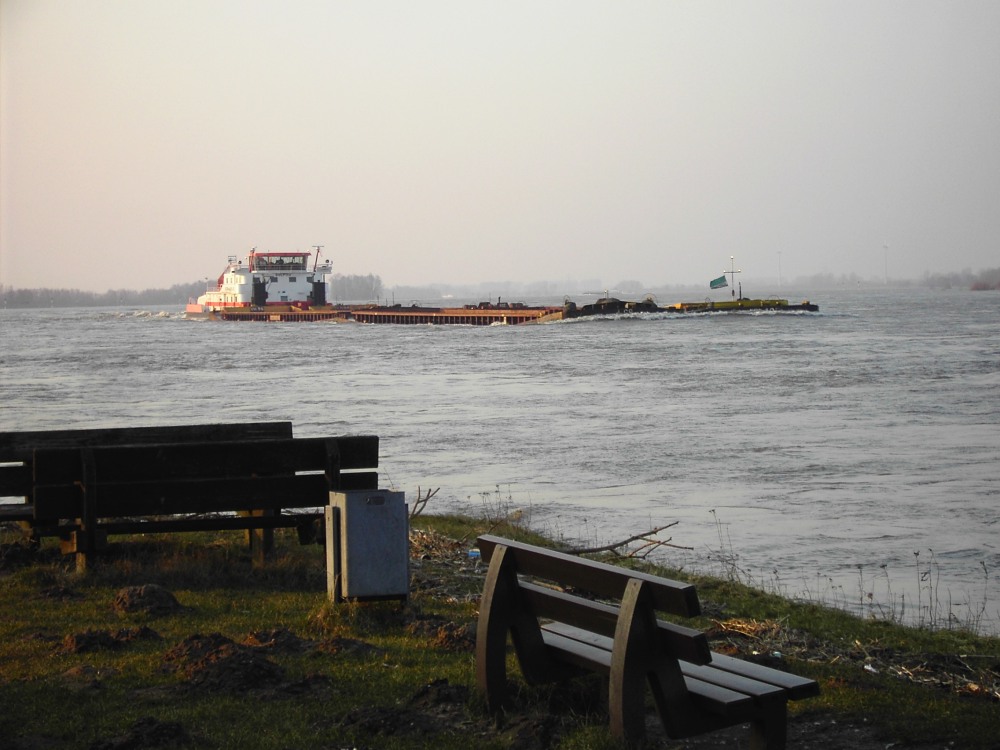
113,584,185,617
60,627,160,654
163,633,285,692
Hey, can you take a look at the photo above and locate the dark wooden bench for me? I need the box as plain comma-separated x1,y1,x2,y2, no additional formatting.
1,425,378,571
475,535,819,748
0,421,294,528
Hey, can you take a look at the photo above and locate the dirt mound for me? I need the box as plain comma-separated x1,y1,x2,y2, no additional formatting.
337,679,472,738
501,714,563,750
242,627,315,653
112,584,184,617
163,633,285,692
337,680,566,747
408,677,470,709
162,632,233,664
405,614,476,652
60,626,161,654
60,629,121,654
89,716,193,750
339,705,444,736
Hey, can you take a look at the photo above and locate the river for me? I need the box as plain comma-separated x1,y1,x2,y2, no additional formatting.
2,286,997,632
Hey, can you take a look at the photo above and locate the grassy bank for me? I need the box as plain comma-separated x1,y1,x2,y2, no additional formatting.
1,515,998,749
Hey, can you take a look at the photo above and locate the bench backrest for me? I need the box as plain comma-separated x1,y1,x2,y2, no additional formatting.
31,435,378,520
0,422,294,500
477,534,711,666
477,534,701,618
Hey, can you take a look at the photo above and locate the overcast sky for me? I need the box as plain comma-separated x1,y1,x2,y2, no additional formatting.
2,0,998,293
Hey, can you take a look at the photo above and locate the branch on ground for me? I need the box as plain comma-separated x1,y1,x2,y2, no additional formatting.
564,522,691,559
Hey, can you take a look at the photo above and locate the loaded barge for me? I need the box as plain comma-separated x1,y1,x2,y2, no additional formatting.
185,250,817,324
199,302,566,325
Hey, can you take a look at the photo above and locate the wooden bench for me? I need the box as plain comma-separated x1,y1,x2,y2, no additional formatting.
0,422,294,531
475,535,819,749
2,426,378,571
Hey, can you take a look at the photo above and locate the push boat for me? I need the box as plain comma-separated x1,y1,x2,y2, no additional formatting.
185,248,333,319
185,251,818,324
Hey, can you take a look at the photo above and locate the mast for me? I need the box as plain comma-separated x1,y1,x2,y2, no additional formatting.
725,256,742,300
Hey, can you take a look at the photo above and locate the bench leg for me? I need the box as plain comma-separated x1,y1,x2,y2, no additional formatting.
610,579,699,745
476,544,551,717
242,510,275,567
477,545,516,715
61,529,107,573
749,701,788,750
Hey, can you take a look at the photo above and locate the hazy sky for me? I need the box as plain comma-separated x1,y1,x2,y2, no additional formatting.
2,1,998,293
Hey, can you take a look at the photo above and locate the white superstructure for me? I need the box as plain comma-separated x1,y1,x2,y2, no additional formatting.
186,248,333,314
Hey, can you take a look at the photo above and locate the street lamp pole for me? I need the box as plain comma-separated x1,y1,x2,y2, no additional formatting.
726,256,742,300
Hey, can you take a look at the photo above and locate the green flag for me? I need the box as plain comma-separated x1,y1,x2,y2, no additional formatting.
710,274,728,289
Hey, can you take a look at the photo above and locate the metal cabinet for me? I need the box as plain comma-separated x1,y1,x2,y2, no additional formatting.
326,490,408,602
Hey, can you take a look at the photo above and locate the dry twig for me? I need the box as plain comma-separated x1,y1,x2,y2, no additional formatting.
563,522,691,559
409,487,440,519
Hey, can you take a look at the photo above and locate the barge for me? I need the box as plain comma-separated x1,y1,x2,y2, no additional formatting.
202,301,566,325
185,250,818,323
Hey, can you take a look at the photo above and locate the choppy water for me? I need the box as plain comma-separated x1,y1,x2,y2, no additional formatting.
2,287,998,632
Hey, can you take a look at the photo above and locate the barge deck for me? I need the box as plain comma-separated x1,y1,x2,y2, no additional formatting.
205,304,566,325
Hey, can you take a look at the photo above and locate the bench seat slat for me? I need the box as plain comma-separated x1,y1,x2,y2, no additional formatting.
708,652,821,701
95,514,319,535
681,662,788,702
22,513,321,538
539,629,758,720
0,503,33,522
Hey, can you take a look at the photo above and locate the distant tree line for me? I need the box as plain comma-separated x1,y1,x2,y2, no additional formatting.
1,282,205,308
0,274,388,308
923,267,1000,291
329,274,384,302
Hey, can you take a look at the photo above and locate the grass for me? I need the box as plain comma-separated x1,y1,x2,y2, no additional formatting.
1,516,998,749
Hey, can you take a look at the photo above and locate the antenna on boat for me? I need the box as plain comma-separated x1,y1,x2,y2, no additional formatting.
725,256,742,300
312,245,324,272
